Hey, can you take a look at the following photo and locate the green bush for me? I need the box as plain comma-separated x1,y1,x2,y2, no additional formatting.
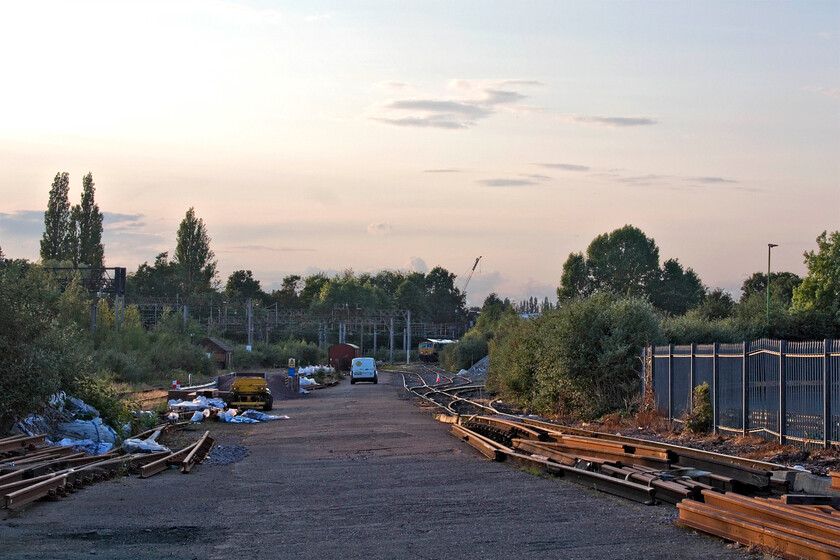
0,263,94,430
71,373,134,435
488,294,662,420
661,310,745,344
231,339,325,369
440,332,490,371
684,382,712,433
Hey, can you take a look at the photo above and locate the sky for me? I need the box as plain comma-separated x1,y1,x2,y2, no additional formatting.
0,0,838,306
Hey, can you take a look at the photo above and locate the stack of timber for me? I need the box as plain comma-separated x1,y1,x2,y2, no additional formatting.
0,429,214,511
830,472,840,491
678,491,840,560
451,415,781,506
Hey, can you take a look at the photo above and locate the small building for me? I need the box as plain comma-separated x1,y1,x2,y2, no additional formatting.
200,337,233,369
328,343,360,372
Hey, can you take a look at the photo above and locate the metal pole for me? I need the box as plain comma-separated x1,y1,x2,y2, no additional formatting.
389,317,394,364
247,298,253,347
824,339,831,449
767,243,777,325
779,340,787,444
406,310,411,365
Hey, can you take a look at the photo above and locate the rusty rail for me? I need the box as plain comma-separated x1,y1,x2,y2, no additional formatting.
0,435,47,455
4,474,69,510
678,492,840,560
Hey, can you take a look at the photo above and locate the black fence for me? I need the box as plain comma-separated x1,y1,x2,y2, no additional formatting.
644,339,840,448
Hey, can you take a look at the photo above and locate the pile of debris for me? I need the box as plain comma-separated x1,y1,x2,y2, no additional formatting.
0,425,213,512
167,395,289,424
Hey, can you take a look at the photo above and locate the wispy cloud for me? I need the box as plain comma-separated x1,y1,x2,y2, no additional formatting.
104,212,146,231
478,178,538,187
567,115,658,127
0,210,43,237
805,86,840,99
224,245,315,253
593,171,755,192
536,163,591,172
694,177,738,184
520,174,552,181
376,80,410,91
367,223,391,235
372,80,541,130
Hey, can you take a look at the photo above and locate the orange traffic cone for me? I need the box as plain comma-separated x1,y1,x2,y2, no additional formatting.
436,373,440,383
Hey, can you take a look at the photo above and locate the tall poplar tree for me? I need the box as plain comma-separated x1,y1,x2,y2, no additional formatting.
40,172,72,261
73,172,104,267
173,207,217,294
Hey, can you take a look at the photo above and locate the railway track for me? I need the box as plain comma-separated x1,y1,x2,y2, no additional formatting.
400,364,840,559
398,364,493,416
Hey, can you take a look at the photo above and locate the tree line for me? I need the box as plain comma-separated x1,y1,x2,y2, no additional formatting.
2,174,837,430
130,209,469,326
443,225,839,421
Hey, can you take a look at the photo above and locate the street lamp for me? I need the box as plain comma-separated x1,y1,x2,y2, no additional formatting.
766,243,778,325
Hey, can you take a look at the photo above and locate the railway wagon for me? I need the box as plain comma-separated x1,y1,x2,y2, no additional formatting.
328,343,360,371
418,338,456,362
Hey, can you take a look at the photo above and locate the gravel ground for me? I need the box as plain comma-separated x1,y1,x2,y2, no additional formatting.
0,372,766,560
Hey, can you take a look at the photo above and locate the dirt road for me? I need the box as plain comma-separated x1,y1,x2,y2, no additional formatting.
0,372,757,559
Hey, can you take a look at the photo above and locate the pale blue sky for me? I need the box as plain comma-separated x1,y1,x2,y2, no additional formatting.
1,1,838,305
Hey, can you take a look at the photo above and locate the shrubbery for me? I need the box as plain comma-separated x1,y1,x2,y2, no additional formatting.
488,294,662,420
231,339,324,369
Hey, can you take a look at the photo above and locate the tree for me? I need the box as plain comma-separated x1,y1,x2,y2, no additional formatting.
740,271,802,306
557,252,589,300
424,266,466,323
311,270,389,310
695,287,735,321
792,230,840,318
40,172,72,261
73,172,104,268
173,207,217,295
649,258,705,315
225,270,267,303
395,273,428,317
299,273,329,308
271,274,303,308
128,252,179,296
586,225,660,298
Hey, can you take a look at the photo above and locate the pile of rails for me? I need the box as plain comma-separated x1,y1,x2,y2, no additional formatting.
679,492,840,559
450,415,840,557
0,428,214,511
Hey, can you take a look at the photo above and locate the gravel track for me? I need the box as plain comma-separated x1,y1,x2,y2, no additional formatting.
0,371,762,559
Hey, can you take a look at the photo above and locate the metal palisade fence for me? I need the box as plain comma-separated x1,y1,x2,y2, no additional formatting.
643,339,840,448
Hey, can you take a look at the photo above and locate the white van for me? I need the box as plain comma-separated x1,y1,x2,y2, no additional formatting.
350,357,378,384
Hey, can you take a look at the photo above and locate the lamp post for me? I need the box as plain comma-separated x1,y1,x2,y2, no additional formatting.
766,243,778,325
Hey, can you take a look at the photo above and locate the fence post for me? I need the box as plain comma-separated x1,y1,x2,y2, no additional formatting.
712,342,719,435
779,340,787,445
825,339,832,449
668,344,674,422
689,343,696,411
742,341,748,436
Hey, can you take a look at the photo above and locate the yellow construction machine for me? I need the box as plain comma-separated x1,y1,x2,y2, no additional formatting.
226,376,273,411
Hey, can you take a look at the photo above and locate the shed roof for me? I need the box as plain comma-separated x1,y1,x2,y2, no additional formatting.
200,337,233,353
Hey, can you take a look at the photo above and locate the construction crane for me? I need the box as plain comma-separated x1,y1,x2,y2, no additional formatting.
461,256,482,293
